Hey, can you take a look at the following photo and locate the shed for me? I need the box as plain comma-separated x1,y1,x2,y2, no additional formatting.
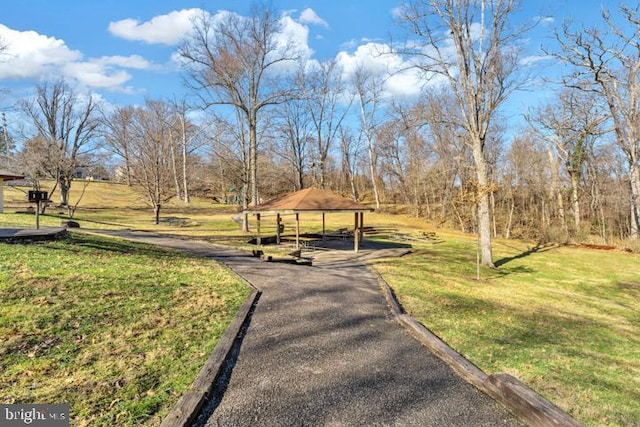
0,170,24,214
245,188,373,252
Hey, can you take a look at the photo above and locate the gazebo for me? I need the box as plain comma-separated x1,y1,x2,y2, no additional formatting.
245,188,374,252
0,170,24,214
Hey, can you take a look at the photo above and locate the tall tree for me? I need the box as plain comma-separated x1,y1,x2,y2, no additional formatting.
0,113,16,169
273,64,312,190
205,112,251,207
19,79,99,206
167,99,203,204
307,60,352,189
276,98,312,190
100,105,135,185
398,0,527,267
128,100,176,224
528,90,607,233
353,66,385,209
180,5,300,214
553,4,640,238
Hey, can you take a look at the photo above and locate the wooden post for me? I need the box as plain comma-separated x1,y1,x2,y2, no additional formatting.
295,213,300,249
359,212,364,242
256,213,261,246
276,213,281,245
35,200,41,230
322,212,326,240
354,212,360,252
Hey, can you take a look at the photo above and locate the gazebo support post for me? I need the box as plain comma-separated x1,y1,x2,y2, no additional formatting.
256,213,261,246
295,213,300,249
354,212,360,252
276,213,281,244
322,212,326,240
359,212,364,242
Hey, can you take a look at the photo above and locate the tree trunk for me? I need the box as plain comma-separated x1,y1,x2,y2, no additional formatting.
59,175,71,207
249,112,258,206
154,203,161,225
472,141,494,268
318,159,325,189
505,197,515,239
630,160,640,238
367,141,381,209
570,172,580,231
547,147,567,235
169,132,181,200
180,115,190,204
123,150,133,186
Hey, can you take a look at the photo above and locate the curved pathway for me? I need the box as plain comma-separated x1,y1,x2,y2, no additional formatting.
90,230,521,427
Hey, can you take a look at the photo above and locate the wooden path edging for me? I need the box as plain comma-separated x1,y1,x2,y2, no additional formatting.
369,266,584,427
160,288,260,427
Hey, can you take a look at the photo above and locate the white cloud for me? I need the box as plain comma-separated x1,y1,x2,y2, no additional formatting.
0,24,81,79
535,16,555,26
108,8,201,45
336,42,423,99
100,55,151,69
520,54,553,67
63,55,153,90
278,15,314,60
0,24,153,91
299,8,329,28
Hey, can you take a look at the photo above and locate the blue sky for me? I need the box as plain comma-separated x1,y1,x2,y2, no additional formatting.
0,1,616,132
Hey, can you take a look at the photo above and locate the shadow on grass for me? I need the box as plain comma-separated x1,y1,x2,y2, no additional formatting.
494,243,556,267
36,233,182,259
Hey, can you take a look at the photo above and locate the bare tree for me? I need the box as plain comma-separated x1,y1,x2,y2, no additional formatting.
180,5,300,211
419,89,468,226
398,0,527,267
353,66,385,209
100,105,135,185
0,113,16,169
338,125,363,201
528,89,607,234
206,113,250,208
272,64,313,190
128,100,176,224
19,79,99,206
307,60,352,189
377,101,434,217
276,100,312,190
18,135,56,196
553,4,640,238
500,134,549,239
167,98,205,204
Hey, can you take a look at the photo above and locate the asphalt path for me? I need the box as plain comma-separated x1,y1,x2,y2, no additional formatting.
89,230,522,427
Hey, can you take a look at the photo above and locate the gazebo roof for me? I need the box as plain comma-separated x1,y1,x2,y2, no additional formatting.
246,188,372,214
0,170,24,181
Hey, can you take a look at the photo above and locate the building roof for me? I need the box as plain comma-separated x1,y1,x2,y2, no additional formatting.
0,170,24,181
246,188,372,214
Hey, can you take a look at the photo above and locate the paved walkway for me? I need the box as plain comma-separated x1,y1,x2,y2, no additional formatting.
89,230,521,427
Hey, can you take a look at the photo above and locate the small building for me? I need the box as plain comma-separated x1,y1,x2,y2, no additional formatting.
245,188,373,252
0,170,24,213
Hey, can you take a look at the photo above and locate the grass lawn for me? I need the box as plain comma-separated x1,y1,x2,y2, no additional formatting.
0,233,250,426
372,237,640,427
3,180,639,426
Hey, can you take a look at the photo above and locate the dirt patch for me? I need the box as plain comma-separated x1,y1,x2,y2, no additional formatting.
576,243,616,250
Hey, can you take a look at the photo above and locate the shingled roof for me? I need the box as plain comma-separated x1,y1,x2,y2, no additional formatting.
246,188,371,213
0,170,24,181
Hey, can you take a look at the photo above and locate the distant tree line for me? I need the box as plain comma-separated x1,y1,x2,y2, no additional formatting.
5,1,640,261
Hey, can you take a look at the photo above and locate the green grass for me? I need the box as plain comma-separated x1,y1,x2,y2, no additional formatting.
372,237,640,427
3,180,640,426
0,233,250,426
